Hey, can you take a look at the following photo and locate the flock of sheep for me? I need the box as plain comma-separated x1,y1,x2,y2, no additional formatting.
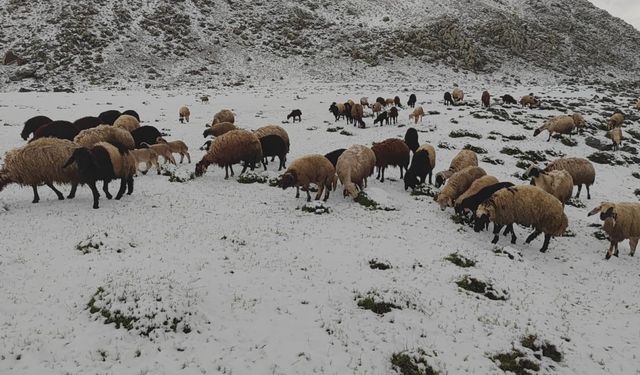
1,92,640,260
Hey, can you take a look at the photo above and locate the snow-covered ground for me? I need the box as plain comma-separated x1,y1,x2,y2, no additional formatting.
1,81,639,374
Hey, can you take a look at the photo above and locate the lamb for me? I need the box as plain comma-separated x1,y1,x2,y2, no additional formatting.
611,127,623,150
608,112,624,129
474,185,568,252
20,115,52,140
156,137,191,163
203,122,237,138
407,94,417,108
131,126,162,148
436,166,487,209
351,103,365,128
324,148,346,167
520,95,538,107
444,92,454,106
287,109,302,123
374,111,388,126
212,109,235,125
388,107,398,125
409,106,425,124
113,114,140,132
179,106,191,123
588,202,640,259
281,154,336,202
544,158,595,199
195,129,262,179
74,125,135,150
452,88,464,103
394,96,402,108
501,94,518,105
360,97,369,108
122,110,140,121
73,116,102,131
130,148,160,175
404,128,419,154
140,142,176,165
404,144,436,189
481,91,490,108
371,138,410,182
336,145,376,198
30,121,80,142
453,175,499,214
533,114,581,141
98,110,122,125
0,138,81,203
523,166,574,206
435,149,478,187
63,141,137,209
259,134,287,171
372,102,383,117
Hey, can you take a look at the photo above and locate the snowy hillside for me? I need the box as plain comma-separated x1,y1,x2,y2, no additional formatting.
1,78,640,373
1,0,640,90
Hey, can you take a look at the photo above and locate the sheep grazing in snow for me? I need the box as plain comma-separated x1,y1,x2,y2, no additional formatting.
374,111,388,126
388,107,398,125
130,148,160,175
258,134,288,171
351,103,365,128
456,181,515,220
533,114,583,141
30,121,79,142
372,102,383,117
140,142,176,165
385,98,395,107
179,106,191,123
444,92,454,106
404,128,419,154
611,127,623,151
523,166,574,206
74,125,135,150
281,154,336,202
98,110,122,125
452,88,464,103
607,112,624,129
203,122,237,138
195,129,262,179
376,97,386,107
544,158,595,199
371,138,410,182
0,138,81,203
122,110,140,121
212,109,235,125
453,175,499,214
287,109,302,123
588,202,640,259
324,148,346,167
394,96,402,108
435,149,478,187
156,137,191,163
520,95,538,107
336,144,376,198
73,116,102,131
253,125,290,159
409,106,425,124
436,166,486,210
474,185,568,252
63,141,137,209
20,115,52,140
407,94,417,108
329,102,347,122
404,144,436,189
131,126,162,148
360,97,369,108
481,91,490,107
113,114,140,132
501,94,518,105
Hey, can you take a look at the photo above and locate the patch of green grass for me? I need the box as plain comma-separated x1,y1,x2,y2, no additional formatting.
326,126,343,133
355,192,396,211
268,175,283,187
445,253,476,268
369,259,391,270
391,350,439,375
76,236,104,254
632,172,640,179
500,146,522,156
300,201,331,214
340,130,353,136
520,335,563,363
635,189,640,198
456,276,508,301
410,184,439,198
588,152,618,165
449,129,482,139
519,150,547,163
515,161,530,170
357,296,400,315
463,144,487,154
481,156,504,165
492,350,540,374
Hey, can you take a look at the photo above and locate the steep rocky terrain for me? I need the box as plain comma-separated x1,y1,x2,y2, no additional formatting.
1,0,639,90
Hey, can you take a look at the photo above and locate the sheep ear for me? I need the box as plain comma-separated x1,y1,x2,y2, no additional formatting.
587,205,602,216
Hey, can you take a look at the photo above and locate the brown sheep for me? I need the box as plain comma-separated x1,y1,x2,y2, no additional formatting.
281,154,336,202
588,202,640,259
520,95,538,107
351,103,365,128
203,122,237,138
74,125,135,150
179,106,191,123
409,106,425,124
113,114,140,132
544,158,595,199
195,129,262,179
608,112,624,129
481,91,490,107
212,109,235,125
336,145,376,198
371,138,410,182
452,88,464,103
436,166,487,209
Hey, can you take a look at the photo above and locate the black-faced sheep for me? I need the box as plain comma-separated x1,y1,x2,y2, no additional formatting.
501,94,518,105
131,126,162,148
63,141,137,209
203,122,237,138
371,138,410,182
113,114,140,132
287,109,302,123
435,149,478,187
481,91,490,108
179,106,190,123
329,102,343,121
374,111,388,126
336,145,376,198
324,148,346,167
444,92,454,106
544,158,595,199
195,129,262,179
259,134,287,171
122,110,140,121
533,114,583,141
253,125,290,158
404,144,436,189
281,154,336,202
0,138,81,203
30,121,79,142
388,107,398,125
351,103,365,128
75,125,135,150
404,128,419,154
156,137,190,163
409,106,424,124
474,185,568,252
212,109,235,125
520,95,538,107
436,166,486,209
73,116,102,131
21,115,52,140
407,94,417,108
98,110,122,125
456,181,514,221
588,202,640,259
523,166,573,206
452,88,464,103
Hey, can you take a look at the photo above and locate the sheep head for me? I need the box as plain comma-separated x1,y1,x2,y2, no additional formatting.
280,171,297,190
588,203,617,224
156,137,168,144
523,165,541,179
343,182,358,199
403,170,419,191
474,205,491,233
194,161,208,177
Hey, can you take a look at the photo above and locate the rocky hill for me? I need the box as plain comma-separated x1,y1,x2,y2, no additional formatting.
1,0,639,90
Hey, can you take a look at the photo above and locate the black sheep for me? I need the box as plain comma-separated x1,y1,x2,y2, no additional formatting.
30,121,79,142
131,126,162,148
324,148,346,167
389,107,399,125
403,127,419,154
500,94,518,105
444,92,454,106
344,102,353,125
394,96,402,108
407,94,417,108
376,97,386,107
374,111,388,126
122,110,140,121
329,103,342,121
73,116,102,131
403,149,433,190
287,109,302,123
259,134,288,171
98,110,122,125
21,115,52,140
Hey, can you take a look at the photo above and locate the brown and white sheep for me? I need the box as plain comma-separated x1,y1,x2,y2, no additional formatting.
435,149,478,187
372,102,383,117
179,106,191,123
336,144,376,199
524,166,574,206
280,154,336,202
371,138,410,182
212,109,235,125
436,166,487,209
74,125,135,150
544,158,595,199
351,103,365,128
113,114,140,132
130,148,160,175
588,202,640,259
409,106,425,124
195,129,262,179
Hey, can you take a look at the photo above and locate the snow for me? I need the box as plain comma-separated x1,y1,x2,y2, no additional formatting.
0,81,640,374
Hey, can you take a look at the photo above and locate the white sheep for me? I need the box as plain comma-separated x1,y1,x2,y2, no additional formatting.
588,202,640,259
524,166,574,206
435,149,478,187
336,144,376,199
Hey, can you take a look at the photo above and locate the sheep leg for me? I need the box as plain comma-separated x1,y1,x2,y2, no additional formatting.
575,184,582,198
315,183,324,201
547,133,551,142
629,238,638,257
169,155,177,165
428,172,432,185
115,178,127,200
67,183,78,199
240,162,249,174
295,186,300,198
525,230,541,244
605,241,618,260
230,165,235,177
185,152,191,163
376,166,381,180
278,156,284,171
381,167,386,183
103,180,112,200
179,153,184,164
127,177,134,195
305,185,312,202
224,165,229,179
155,159,161,175
323,181,330,201
586,185,591,200
45,183,65,200
88,181,100,209
540,234,551,253
491,224,503,244
399,166,404,179
31,185,40,203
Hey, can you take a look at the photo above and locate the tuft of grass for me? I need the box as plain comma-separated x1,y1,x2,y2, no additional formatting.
520,335,563,363
560,137,578,147
237,172,267,184
437,142,452,149
566,197,585,208
391,350,439,375
492,350,540,374
410,184,439,198
593,230,607,240
463,144,487,154
515,161,530,170
587,151,618,165
456,276,508,301
632,172,640,179
339,130,353,136
300,201,331,214
355,192,396,211
500,146,522,156
445,253,476,268
369,259,391,270
449,129,482,139
482,156,504,165
326,126,343,133
357,296,400,315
